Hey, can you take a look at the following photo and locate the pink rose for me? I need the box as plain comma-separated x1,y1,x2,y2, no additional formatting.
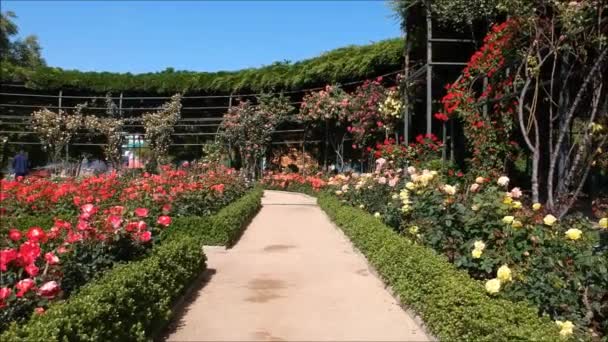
38,281,60,299
134,208,149,218
157,216,171,227
8,229,22,242
15,278,35,297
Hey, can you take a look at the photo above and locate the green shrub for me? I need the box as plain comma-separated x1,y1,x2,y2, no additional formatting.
164,187,263,246
317,192,562,341
0,187,264,340
0,235,205,342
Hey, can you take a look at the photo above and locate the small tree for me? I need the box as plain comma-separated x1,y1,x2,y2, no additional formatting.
142,94,182,166
31,105,83,163
221,93,293,179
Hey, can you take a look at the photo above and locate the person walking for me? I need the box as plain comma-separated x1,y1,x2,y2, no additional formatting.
12,148,29,179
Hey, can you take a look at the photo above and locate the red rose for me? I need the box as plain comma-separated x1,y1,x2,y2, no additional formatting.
162,204,171,214
25,263,39,277
139,231,152,243
38,281,60,299
107,215,123,229
1,248,18,271
157,216,171,227
134,208,149,218
26,227,46,243
0,287,11,300
15,278,35,297
19,241,41,265
44,252,59,265
8,229,22,242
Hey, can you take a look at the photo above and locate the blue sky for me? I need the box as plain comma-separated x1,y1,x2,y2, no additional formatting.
2,0,401,73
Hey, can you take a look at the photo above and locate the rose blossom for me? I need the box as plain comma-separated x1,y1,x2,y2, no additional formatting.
8,229,22,241
38,281,60,299
157,216,172,227
15,278,35,297
44,252,59,265
26,227,46,243
134,208,149,218
470,183,480,192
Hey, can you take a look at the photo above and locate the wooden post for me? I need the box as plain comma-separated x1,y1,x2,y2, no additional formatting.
403,37,411,145
118,92,123,117
426,4,433,135
227,94,233,167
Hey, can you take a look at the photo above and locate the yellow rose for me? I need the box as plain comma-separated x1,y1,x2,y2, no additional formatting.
405,182,415,190
497,265,512,282
408,226,419,234
599,218,608,229
512,201,522,209
471,204,480,211
565,228,582,240
374,212,381,218
359,204,365,209
512,220,523,229
503,196,513,205
473,240,486,251
532,203,542,211
485,278,501,294
555,320,574,337
443,184,457,195
543,214,557,226
475,176,485,184
471,248,483,259
502,216,515,224
497,176,510,186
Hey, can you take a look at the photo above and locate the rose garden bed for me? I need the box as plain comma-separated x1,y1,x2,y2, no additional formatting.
0,165,262,340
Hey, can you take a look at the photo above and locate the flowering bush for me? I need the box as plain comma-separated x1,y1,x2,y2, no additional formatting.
261,172,326,194
434,19,519,176
142,94,182,166
0,163,248,331
30,106,83,163
326,170,608,338
221,93,293,179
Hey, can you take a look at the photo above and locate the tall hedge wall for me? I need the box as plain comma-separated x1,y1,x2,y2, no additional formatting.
0,38,404,94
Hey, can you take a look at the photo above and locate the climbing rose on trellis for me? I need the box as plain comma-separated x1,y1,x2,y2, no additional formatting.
31,105,84,163
221,93,293,178
142,94,182,165
434,19,519,176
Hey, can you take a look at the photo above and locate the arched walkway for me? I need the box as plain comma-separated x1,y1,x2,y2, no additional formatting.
165,191,430,341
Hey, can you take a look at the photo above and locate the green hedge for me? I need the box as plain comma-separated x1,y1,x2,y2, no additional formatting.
1,39,403,94
1,235,205,341
317,192,562,341
165,187,263,246
0,188,264,341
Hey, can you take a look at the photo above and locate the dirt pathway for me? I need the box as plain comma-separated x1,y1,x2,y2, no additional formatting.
164,190,430,342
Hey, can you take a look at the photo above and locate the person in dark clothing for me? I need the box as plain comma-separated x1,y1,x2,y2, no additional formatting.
12,149,29,178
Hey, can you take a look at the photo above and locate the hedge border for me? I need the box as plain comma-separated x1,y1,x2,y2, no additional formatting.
165,186,263,247
315,192,562,341
0,188,264,341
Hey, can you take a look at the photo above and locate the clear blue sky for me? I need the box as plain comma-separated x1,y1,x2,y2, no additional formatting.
2,0,401,73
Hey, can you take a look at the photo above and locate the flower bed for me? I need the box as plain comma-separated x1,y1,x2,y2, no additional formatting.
0,164,250,332
317,192,561,341
0,186,264,341
264,169,607,339
324,168,607,339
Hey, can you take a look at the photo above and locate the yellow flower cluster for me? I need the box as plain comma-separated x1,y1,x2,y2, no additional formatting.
555,320,574,337
379,90,403,119
485,265,512,295
565,228,582,241
399,189,412,213
471,240,486,259
599,218,607,229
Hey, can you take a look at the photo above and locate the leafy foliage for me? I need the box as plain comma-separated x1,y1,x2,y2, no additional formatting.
142,94,182,165
1,39,404,94
317,192,562,341
0,11,45,68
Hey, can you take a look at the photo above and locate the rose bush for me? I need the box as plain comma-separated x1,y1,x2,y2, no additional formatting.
321,167,607,338
0,163,249,332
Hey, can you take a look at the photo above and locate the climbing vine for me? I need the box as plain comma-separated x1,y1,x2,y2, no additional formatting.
142,94,182,165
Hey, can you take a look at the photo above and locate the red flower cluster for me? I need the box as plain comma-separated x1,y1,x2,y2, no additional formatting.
262,172,327,191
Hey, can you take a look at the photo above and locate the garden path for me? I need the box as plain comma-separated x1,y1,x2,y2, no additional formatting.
164,190,430,341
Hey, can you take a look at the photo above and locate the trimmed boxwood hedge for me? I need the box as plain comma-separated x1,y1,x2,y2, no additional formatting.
0,188,264,341
316,192,562,341
165,187,263,246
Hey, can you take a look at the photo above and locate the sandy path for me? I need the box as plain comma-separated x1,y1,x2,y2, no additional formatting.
164,190,430,342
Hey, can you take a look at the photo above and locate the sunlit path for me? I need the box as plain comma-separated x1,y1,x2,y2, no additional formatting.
164,190,430,342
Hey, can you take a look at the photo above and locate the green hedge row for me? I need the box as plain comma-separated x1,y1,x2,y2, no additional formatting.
1,235,205,341
0,188,264,341
1,39,403,94
316,192,562,341
164,187,263,246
